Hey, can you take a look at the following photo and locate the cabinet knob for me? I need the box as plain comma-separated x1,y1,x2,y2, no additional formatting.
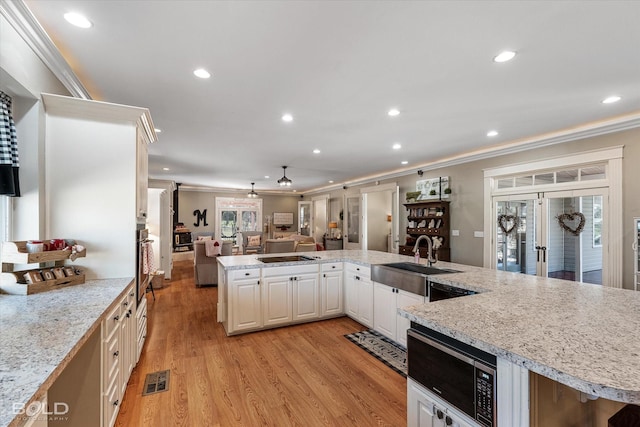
113,400,119,406
245,272,250,276
113,315,120,321
445,416,452,426
130,292,135,297
332,266,336,269
436,410,443,419
113,351,119,357
123,301,128,306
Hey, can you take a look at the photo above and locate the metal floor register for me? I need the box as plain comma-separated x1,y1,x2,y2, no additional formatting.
142,370,170,396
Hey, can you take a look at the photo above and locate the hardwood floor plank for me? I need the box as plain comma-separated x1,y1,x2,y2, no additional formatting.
116,261,406,426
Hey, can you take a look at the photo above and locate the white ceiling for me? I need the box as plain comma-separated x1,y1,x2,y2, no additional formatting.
23,0,640,193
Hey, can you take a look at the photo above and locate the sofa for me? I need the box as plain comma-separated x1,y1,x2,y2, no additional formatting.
193,238,232,286
263,234,319,253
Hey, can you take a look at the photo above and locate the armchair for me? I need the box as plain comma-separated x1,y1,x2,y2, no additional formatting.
242,231,264,255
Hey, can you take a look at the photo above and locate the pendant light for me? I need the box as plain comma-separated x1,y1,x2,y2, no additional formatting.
277,166,292,187
247,182,258,198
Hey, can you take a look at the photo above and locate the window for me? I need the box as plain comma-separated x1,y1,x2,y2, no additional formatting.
593,195,603,247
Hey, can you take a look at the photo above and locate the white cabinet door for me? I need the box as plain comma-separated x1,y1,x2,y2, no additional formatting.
263,276,293,326
321,270,343,317
396,290,424,348
232,278,263,332
408,378,438,427
293,272,319,321
344,271,359,319
373,282,396,339
357,276,374,328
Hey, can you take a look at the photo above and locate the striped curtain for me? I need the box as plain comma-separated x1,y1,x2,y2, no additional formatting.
0,91,20,196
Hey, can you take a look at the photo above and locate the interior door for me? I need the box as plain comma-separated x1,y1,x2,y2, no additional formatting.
493,189,607,284
344,195,361,249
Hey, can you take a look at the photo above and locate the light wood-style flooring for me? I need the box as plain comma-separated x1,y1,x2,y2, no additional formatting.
115,261,407,426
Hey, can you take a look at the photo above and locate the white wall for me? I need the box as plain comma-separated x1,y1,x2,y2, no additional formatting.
147,189,163,269
366,191,391,252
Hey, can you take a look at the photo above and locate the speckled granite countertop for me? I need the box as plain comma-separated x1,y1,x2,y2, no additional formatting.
0,278,134,427
397,261,640,404
221,251,640,404
217,249,410,269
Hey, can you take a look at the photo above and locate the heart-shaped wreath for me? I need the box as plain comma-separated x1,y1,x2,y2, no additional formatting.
497,214,518,235
556,212,586,236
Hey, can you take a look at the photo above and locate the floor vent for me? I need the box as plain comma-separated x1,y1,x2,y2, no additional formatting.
142,370,170,396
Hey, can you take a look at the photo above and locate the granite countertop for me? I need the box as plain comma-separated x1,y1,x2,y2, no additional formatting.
216,249,411,269
397,262,640,404
0,278,134,427
220,251,640,404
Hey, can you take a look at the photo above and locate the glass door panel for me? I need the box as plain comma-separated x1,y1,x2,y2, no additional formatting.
344,195,361,249
495,197,537,274
298,201,312,236
241,210,259,232
220,210,238,244
544,194,604,285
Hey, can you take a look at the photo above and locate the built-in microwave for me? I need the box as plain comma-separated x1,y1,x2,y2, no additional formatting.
407,322,497,426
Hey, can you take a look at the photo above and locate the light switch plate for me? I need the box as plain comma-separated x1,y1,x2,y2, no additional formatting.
451,230,460,236
474,231,484,238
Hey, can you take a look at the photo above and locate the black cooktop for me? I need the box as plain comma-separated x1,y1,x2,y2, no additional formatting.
257,255,316,263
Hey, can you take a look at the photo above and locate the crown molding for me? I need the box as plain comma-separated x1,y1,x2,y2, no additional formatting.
304,111,640,196
0,0,91,99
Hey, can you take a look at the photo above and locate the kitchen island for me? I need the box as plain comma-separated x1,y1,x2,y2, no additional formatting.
218,250,640,410
0,278,135,427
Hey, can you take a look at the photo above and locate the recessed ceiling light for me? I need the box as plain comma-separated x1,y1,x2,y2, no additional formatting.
282,113,293,123
493,50,516,63
388,108,400,117
401,161,408,165
487,130,499,137
313,149,321,154
293,190,297,193
64,12,92,28
392,143,402,150
264,175,270,179
329,180,334,184
154,128,162,133
602,95,621,104
162,167,170,171
193,68,211,79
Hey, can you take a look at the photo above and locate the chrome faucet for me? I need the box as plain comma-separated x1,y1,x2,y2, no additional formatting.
413,235,437,266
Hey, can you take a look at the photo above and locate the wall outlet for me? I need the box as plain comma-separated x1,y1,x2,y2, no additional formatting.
451,230,460,236
473,231,484,238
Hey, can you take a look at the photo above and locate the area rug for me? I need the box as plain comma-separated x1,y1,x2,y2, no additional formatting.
344,329,407,377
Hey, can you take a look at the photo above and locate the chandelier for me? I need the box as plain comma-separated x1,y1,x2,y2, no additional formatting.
247,182,258,198
277,166,292,187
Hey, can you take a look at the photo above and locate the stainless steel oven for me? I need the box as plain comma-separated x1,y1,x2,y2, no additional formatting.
408,322,497,426
136,228,150,306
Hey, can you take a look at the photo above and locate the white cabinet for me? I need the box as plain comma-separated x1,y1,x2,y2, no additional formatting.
262,264,320,327
408,378,477,427
374,282,425,346
263,275,293,326
101,283,137,427
229,269,262,333
292,272,320,321
344,263,374,328
136,128,150,222
321,262,343,318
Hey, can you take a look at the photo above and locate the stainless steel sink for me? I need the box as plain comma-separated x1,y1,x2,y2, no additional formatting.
370,262,461,296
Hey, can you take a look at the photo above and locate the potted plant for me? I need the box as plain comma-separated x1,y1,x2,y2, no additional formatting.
429,190,437,196
444,188,452,195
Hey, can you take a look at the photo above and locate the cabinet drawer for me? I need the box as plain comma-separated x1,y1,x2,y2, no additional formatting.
346,263,370,279
263,264,319,277
230,268,260,280
104,303,121,339
321,262,343,272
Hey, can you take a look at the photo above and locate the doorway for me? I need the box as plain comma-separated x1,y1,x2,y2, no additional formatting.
215,197,262,247
494,190,606,284
484,147,622,287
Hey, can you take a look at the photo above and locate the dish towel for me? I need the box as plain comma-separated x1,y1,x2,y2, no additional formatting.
143,241,155,274
205,239,221,257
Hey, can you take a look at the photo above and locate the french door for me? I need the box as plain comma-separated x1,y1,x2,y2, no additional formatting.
493,189,607,284
215,198,262,245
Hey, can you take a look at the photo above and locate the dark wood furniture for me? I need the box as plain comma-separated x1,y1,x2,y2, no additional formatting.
400,200,450,261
